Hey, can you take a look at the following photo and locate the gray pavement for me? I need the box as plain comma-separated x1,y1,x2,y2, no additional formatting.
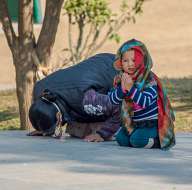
0,131,191,190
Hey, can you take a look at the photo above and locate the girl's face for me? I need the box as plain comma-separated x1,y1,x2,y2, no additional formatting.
122,50,136,75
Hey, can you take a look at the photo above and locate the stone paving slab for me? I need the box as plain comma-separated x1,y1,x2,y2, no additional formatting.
0,131,191,190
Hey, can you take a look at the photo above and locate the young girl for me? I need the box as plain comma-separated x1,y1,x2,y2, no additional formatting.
109,39,175,150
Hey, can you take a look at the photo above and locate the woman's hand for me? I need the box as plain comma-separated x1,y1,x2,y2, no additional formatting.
27,130,44,136
121,73,133,91
84,133,104,142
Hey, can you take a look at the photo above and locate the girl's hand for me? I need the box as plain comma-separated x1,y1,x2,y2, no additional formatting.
121,73,133,91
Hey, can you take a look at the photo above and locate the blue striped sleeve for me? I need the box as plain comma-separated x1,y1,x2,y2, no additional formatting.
127,85,158,108
109,85,125,105
143,86,158,99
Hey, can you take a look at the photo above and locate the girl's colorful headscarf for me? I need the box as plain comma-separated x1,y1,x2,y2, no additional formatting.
113,39,175,150
113,39,153,90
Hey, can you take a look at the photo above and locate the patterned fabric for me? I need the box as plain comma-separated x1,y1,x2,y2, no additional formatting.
109,82,158,121
153,74,176,149
83,89,115,117
82,89,121,139
112,39,175,150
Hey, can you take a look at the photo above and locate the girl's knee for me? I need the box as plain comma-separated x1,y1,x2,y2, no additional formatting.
130,136,160,148
129,126,159,148
129,136,149,148
116,128,130,146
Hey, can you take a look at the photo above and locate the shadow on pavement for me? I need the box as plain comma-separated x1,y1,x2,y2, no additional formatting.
0,131,191,185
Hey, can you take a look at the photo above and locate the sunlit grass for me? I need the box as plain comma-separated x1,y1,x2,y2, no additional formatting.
161,77,192,132
0,77,192,132
0,90,20,130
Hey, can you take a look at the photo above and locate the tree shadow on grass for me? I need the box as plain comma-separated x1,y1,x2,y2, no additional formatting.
0,108,20,130
161,77,192,112
0,108,18,122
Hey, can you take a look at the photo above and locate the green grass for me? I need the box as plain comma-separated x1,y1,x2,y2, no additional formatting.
161,77,192,132
0,77,192,132
0,90,20,130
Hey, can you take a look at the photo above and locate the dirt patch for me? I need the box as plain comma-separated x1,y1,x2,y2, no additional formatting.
0,0,192,86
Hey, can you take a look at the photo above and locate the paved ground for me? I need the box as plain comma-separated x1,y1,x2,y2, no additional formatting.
0,131,191,190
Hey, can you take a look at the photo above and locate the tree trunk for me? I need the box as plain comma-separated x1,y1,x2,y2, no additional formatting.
0,0,64,130
14,49,36,130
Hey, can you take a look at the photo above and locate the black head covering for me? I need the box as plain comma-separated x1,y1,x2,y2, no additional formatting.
29,98,58,135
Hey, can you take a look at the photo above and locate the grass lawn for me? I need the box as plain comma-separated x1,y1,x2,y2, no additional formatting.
162,77,192,132
0,77,192,132
0,90,20,130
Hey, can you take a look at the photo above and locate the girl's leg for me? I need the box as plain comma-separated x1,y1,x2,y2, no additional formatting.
116,127,130,146
129,125,160,149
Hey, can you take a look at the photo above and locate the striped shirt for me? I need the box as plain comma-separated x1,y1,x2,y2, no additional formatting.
109,84,158,121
